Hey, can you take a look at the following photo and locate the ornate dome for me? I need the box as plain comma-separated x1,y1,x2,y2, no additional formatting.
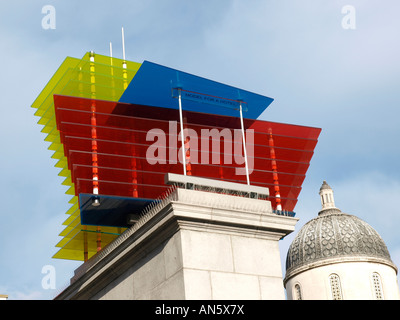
285,182,396,279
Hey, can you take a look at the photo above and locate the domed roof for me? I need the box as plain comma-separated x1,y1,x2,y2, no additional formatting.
285,182,396,280
319,180,331,191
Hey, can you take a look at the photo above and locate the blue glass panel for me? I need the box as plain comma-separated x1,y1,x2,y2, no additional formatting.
79,193,153,228
119,61,274,119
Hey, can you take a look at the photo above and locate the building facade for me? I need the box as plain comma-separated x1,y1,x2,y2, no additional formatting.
284,181,400,300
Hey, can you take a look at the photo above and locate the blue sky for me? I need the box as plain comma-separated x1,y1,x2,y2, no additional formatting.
0,1,399,299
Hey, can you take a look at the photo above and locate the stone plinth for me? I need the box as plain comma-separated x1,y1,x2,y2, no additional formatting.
55,187,298,300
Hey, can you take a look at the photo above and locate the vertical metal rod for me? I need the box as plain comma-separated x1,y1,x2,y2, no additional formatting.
109,42,116,100
121,27,126,61
268,128,282,211
96,226,102,253
83,226,88,262
239,102,250,185
121,27,128,89
89,51,99,196
89,51,101,252
178,89,187,175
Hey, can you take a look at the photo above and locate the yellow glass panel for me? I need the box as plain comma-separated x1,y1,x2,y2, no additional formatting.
68,195,78,204
58,167,70,177
65,185,75,195
60,216,80,236
65,202,79,216
52,248,87,261
33,52,141,261
55,157,68,169
50,144,65,159
61,176,72,187
53,227,126,261
32,57,82,110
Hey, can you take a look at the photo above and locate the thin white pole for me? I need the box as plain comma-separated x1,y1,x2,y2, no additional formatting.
239,102,250,185
121,27,126,61
109,41,116,98
178,89,187,175
121,27,128,89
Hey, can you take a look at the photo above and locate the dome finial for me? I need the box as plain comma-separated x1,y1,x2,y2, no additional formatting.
319,180,336,211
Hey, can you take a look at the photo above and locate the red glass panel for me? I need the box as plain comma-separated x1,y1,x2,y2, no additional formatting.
54,94,321,214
